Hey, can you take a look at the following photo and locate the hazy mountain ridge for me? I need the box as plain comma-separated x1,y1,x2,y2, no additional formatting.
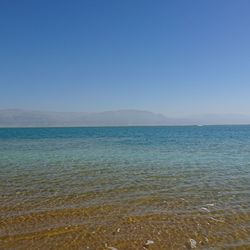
0,109,249,127
0,109,184,127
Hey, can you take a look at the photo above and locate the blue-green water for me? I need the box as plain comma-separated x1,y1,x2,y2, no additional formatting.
0,126,250,249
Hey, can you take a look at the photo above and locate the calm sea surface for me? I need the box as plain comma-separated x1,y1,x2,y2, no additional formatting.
0,126,250,249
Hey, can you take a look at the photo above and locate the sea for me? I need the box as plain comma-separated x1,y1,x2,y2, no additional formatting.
0,126,249,249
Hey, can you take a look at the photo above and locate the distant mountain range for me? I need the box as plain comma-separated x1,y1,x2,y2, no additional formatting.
0,109,250,127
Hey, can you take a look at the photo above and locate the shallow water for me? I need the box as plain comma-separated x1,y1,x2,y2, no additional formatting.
0,126,250,249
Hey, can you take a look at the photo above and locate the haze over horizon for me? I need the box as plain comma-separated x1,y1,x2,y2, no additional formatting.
1,108,250,127
1,1,250,118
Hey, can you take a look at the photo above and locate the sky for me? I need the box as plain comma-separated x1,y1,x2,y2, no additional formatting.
0,0,250,117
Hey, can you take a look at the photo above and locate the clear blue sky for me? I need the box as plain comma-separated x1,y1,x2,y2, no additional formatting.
0,0,250,116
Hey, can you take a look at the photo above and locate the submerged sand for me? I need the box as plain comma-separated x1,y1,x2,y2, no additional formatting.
1,196,249,249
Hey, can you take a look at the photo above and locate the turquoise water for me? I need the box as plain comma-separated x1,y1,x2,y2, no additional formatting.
0,126,250,249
